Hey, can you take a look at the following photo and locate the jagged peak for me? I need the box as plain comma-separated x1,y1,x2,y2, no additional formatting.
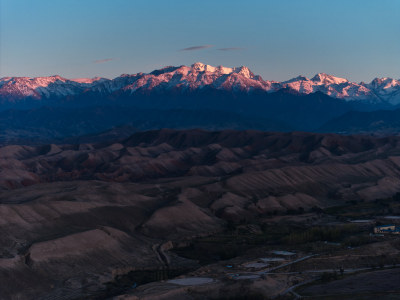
150,66,182,76
369,77,400,89
189,62,254,78
311,73,348,84
1,64,399,105
119,73,144,78
233,66,254,78
48,75,66,80
1,75,66,81
30,75,69,83
191,62,207,71
190,62,221,73
215,65,235,75
370,77,397,84
283,75,310,83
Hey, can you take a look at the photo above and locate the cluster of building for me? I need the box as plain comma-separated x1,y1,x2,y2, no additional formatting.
373,225,400,235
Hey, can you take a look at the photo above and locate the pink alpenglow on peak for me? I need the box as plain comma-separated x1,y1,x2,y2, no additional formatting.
1,63,400,104
70,77,109,84
190,63,254,78
311,73,349,85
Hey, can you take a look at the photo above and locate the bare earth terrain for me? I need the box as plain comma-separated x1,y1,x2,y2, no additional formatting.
0,129,400,299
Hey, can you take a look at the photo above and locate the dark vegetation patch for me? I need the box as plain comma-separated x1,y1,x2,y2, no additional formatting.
299,268,400,298
173,220,373,265
97,268,192,299
325,194,400,219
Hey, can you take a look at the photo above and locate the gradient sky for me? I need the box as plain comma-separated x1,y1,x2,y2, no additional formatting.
1,0,399,82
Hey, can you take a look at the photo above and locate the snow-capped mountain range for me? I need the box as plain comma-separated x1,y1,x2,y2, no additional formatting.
1,62,399,105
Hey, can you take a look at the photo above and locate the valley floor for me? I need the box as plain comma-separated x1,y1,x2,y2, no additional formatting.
108,213,400,300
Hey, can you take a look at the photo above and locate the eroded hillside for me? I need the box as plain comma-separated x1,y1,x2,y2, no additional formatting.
1,129,400,298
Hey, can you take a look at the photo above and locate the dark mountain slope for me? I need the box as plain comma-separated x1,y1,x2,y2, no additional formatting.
0,106,292,145
319,108,400,135
0,89,360,146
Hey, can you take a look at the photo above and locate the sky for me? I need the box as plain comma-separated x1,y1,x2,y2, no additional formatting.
0,0,399,82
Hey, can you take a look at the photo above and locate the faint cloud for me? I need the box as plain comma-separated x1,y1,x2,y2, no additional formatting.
93,58,113,64
217,47,244,51
179,45,213,51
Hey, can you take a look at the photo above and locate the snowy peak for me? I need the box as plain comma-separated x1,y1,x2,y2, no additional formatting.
369,77,400,90
114,62,263,93
70,77,108,84
0,75,105,100
0,63,399,105
234,66,254,78
311,73,348,85
282,73,372,100
188,62,254,78
367,77,400,104
283,75,309,83
191,62,211,72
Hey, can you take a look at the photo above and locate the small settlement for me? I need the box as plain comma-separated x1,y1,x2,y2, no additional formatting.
374,225,400,235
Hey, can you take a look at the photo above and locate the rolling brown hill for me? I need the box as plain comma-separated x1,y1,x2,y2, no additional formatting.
1,129,400,299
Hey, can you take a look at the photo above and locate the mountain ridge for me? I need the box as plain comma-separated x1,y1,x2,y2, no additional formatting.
1,62,399,105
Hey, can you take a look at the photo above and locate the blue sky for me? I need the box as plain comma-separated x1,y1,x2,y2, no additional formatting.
1,0,399,82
